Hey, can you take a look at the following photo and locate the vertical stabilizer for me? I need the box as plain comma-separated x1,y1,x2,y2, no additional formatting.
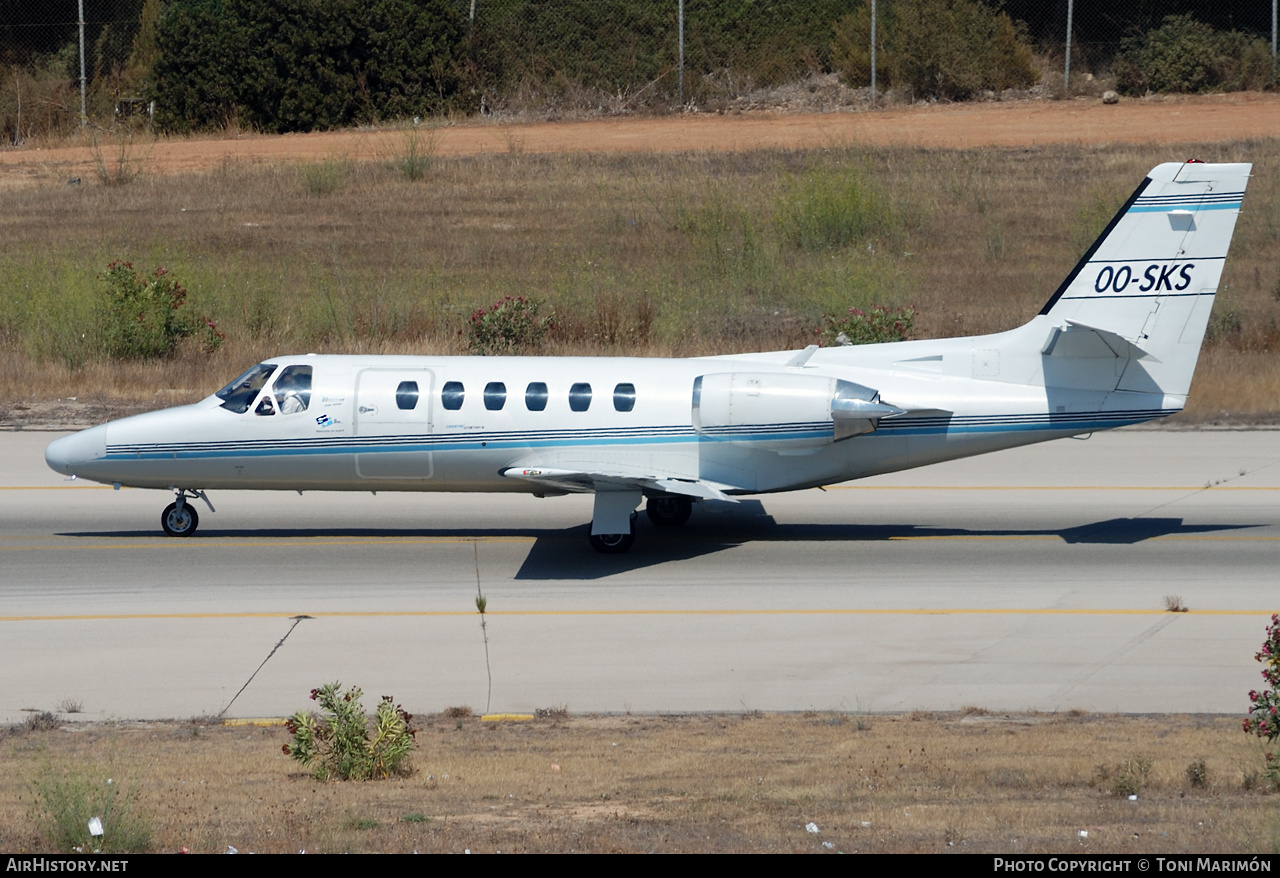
1039,161,1249,398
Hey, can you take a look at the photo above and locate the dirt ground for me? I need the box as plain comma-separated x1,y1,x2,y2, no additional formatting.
2,91,1278,186
5,711,1275,854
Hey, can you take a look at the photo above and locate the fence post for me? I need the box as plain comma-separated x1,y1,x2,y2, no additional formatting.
679,0,684,105
78,0,87,125
870,0,877,97
1063,0,1073,96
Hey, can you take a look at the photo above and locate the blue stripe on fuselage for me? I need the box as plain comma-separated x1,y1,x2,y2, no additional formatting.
101,411,1175,461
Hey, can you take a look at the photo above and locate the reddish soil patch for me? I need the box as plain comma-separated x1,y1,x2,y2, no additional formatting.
2,92,1276,186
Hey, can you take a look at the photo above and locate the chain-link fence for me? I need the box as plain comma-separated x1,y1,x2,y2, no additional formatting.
1,0,1276,139
1,0,153,140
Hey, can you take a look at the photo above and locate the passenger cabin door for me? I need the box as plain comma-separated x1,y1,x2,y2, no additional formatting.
353,368,436,480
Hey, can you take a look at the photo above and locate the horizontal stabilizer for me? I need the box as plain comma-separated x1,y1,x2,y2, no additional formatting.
1042,320,1158,362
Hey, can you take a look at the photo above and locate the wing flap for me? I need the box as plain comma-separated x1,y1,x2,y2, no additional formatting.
500,466,739,502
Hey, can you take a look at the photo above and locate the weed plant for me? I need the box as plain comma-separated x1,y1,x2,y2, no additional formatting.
776,162,898,252
393,126,436,182
1097,755,1153,798
28,760,151,853
298,157,348,196
1185,758,1209,788
90,133,149,187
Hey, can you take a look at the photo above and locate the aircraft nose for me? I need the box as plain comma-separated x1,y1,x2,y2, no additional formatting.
45,425,108,476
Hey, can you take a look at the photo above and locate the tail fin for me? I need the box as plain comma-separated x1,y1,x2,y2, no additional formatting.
1039,160,1249,398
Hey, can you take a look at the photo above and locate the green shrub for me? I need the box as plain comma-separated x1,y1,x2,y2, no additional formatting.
152,0,466,134
298,157,347,196
832,0,1038,99
100,261,222,360
392,126,436,182
824,304,915,345
1185,758,1209,789
29,762,152,853
776,164,896,252
467,295,555,355
1206,301,1243,344
284,682,416,781
1115,14,1271,97
467,0,850,107
1096,755,1152,798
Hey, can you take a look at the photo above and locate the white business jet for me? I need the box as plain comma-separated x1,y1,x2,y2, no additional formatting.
46,160,1250,552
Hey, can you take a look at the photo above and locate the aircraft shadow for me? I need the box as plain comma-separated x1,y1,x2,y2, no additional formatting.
513,515,1260,579
512,517,1259,578
60,509,1261,581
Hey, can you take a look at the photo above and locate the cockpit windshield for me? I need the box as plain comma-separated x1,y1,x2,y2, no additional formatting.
216,364,277,413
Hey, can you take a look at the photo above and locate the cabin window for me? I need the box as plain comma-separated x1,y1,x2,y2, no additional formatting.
274,365,313,414
395,380,419,411
441,381,465,411
217,363,277,414
613,383,636,412
484,381,507,411
525,382,548,411
569,382,592,412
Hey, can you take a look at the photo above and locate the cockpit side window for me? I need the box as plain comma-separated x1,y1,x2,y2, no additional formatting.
217,364,277,414
274,365,313,414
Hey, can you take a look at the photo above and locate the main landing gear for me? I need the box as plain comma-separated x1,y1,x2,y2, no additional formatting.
645,495,693,527
587,495,695,554
588,524,635,554
160,489,214,537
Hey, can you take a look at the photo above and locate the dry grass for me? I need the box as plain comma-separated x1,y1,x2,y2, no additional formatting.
2,712,1277,853
2,139,1279,419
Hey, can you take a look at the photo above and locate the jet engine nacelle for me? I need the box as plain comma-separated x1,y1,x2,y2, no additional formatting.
692,372,902,448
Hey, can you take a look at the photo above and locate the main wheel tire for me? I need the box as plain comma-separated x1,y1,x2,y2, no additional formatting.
645,495,692,527
161,501,199,537
589,531,635,554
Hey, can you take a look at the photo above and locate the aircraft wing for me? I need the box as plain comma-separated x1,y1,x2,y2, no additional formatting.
499,465,740,502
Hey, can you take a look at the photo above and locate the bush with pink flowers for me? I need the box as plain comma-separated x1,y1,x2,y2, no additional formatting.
466,295,555,355
1242,613,1280,789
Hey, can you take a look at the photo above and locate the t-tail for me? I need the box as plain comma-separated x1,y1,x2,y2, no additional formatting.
1036,160,1250,407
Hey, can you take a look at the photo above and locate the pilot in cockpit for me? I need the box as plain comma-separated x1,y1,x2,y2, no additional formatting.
274,365,313,415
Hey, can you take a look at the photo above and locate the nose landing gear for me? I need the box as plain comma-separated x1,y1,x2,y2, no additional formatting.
160,489,214,537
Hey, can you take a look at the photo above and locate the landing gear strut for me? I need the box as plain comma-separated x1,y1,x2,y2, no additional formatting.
161,489,213,537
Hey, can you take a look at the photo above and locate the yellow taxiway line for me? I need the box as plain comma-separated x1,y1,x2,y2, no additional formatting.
2,607,1274,623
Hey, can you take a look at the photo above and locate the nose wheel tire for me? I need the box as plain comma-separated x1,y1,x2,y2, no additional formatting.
161,502,199,537
589,531,635,554
645,495,693,527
